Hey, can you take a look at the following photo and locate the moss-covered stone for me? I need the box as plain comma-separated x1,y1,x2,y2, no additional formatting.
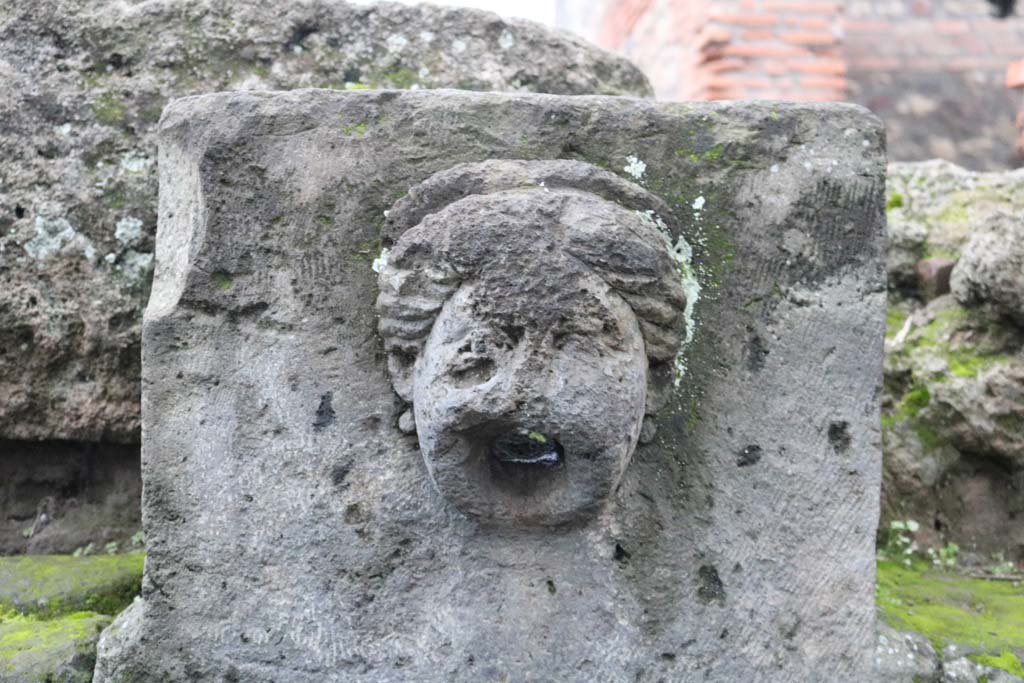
0,610,111,683
877,559,1024,677
0,552,143,617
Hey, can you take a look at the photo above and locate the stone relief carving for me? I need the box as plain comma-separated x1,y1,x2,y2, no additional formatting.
376,160,690,525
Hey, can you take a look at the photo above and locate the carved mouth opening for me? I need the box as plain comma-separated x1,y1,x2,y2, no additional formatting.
490,432,564,468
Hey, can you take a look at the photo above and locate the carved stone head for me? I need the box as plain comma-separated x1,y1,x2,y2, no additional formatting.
376,160,688,525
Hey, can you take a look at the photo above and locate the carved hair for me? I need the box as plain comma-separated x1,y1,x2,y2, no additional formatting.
376,159,689,412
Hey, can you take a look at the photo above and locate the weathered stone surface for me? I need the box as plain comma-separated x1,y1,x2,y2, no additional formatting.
875,623,941,683
882,161,1024,559
942,656,1024,683
883,295,1024,556
885,160,1024,296
0,611,111,683
952,213,1024,327
0,0,651,444
94,89,885,682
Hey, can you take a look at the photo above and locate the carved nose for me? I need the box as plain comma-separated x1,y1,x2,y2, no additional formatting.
490,431,564,468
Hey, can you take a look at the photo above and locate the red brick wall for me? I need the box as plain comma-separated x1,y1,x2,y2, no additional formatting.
845,1,1020,77
1009,60,1024,158
689,1,846,101
588,0,846,101
565,0,1024,168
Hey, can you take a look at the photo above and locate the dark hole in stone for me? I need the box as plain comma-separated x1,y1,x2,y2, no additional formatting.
499,324,525,345
660,652,676,661
313,392,336,431
934,516,945,532
107,52,125,69
287,22,319,49
614,543,631,563
782,617,801,640
697,565,726,604
490,432,563,468
746,328,768,372
736,445,762,467
828,421,851,452
546,579,556,595
331,463,351,489
14,205,25,219
719,628,729,639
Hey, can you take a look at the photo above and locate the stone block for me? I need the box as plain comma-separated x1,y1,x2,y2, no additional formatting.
94,89,886,682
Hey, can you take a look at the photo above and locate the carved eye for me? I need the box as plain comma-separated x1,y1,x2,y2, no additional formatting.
448,354,496,387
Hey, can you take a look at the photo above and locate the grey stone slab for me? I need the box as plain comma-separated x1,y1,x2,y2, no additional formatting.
95,89,886,682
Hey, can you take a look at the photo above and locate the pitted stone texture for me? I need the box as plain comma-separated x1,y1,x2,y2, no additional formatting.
875,623,941,683
94,90,885,682
882,161,1024,558
885,160,1024,296
0,0,650,444
952,213,1024,328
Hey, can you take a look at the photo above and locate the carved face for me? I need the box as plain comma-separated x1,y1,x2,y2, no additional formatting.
412,268,648,525
376,159,689,526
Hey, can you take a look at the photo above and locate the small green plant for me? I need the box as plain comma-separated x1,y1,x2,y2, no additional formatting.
130,530,145,547
20,526,33,539
987,552,1017,576
881,519,920,566
72,542,95,557
927,542,959,569
105,541,119,555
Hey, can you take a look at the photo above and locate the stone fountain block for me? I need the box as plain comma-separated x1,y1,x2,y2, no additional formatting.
95,89,886,682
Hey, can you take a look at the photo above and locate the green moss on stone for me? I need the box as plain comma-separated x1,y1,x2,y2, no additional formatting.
211,272,233,291
970,651,1024,677
91,91,127,126
0,610,110,682
886,306,909,340
877,559,1024,677
340,122,367,137
0,553,144,617
377,67,416,89
887,192,904,211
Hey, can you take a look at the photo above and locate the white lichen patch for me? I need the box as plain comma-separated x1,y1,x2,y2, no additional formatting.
623,155,646,181
120,151,152,174
114,216,144,246
498,30,515,50
371,247,390,274
23,214,96,262
637,210,702,385
117,250,154,283
24,215,76,260
386,34,408,52
691,195,705,221
451,39,467,54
